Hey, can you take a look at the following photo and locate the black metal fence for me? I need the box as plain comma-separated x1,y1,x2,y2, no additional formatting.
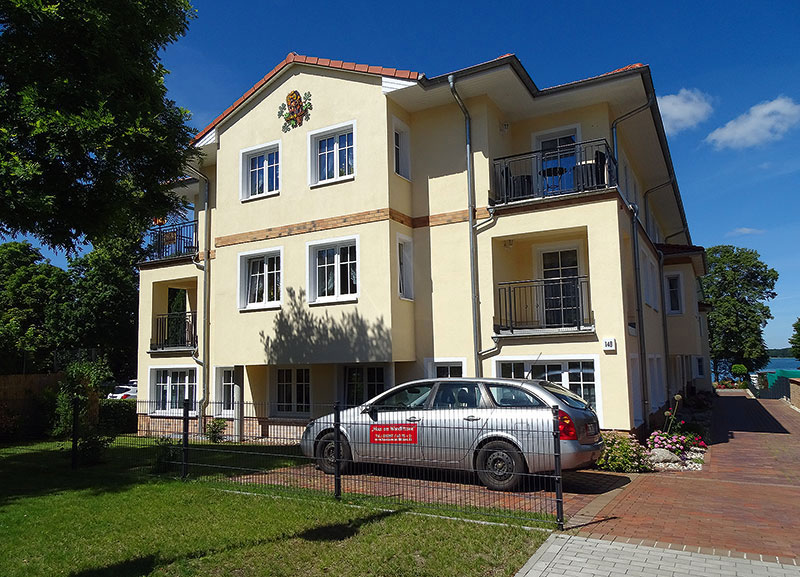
150,312,198,351
143,220,198,262
491,139,617,206
2,396,565,528
495,276,592,333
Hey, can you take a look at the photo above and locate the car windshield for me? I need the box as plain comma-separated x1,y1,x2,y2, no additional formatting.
112,386,131,394
541,383,590,409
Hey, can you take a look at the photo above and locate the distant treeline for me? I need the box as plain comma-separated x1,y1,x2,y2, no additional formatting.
767,348,792,357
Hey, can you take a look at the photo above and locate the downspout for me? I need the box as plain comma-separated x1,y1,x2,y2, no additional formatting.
642,179,673,237
612,95,654,430
186,165,211,435
658,250,671,404
449,75,482,378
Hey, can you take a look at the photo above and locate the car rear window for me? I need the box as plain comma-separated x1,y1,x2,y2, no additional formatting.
486,385,543,408
112,386,130,394
541,383,590,409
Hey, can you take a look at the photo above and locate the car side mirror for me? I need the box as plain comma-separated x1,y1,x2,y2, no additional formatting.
361,405,377,419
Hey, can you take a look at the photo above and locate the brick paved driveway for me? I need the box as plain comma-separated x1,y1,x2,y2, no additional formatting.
571,391,800,560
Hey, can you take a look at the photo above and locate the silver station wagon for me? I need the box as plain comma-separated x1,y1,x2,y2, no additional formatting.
301,377,603,491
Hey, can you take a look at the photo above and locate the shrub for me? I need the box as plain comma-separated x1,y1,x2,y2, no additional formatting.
207,418,228,443
98,399,137,435
153,436,180,473
647,429,706,456
731,364,748,381
596,432,653,473
77,434,114,465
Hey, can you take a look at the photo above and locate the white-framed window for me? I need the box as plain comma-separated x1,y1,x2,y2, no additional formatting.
240,141,280,200
425,358,466,378
308,121,355,185
215,367,235,417
238,247,282,310
693,356,706,379
276,368,310,414
151,367,197,415
393,117,410,179
307,236,359,303
496,358,598,409
345,365,386,407
397,234,414,300
665,273,683,314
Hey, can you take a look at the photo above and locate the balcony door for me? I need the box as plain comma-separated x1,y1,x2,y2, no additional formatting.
537,129,577,194
541,249,579,328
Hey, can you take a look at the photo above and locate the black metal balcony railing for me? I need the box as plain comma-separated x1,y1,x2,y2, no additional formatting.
491,139,617,206
495,277,593,333
144,220,198,262
150,312,198,351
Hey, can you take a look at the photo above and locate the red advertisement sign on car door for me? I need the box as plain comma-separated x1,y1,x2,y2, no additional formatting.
369,424,418,444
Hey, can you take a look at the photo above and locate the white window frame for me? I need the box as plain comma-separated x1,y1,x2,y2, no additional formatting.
237,246,283,310
392,117,411,180
492,354,604,428
531,124,582,151
307,120,356,186
275,367,311,415
344,365,387,406
397,233,414,300
239,140,281,201
665,272,684,315
214,366,236,417
692,355,706,379
424,357,467,379
148,365,198,416
306,235,360,304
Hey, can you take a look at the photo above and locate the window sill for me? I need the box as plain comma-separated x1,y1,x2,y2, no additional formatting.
399,296,414,302
393,172,412,184
666,310,683,316
309,295,358,306
239,302,282,312
310,174,355,189
148,410,199,418
241,190,280,203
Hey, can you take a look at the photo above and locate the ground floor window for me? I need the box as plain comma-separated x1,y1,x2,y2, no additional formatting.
276,368,310,413
153,368,197,413
498,359,596,408
345,366,385,407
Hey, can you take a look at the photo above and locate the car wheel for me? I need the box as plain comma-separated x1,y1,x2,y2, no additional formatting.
315,431,351,475
476,440,525,491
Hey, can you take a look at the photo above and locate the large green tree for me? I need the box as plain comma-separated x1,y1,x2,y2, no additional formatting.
0,0,197,251
0,242,71,373
700,245,778,379
790,318,800,363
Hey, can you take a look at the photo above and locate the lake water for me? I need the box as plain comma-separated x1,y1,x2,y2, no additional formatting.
765,357,800,372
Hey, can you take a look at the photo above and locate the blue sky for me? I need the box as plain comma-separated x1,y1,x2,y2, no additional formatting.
28,0,800,347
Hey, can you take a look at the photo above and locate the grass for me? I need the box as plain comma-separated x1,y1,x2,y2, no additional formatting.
0,441,549,576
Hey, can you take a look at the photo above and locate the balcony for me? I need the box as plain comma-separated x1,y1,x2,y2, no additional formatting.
143,220,198,262
490,139,617,206
494,277,594,336
150,312,198,351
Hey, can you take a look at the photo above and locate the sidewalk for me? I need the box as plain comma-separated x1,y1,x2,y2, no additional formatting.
517,534,800,577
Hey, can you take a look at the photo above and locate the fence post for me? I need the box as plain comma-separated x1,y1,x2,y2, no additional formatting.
182,398,190,479
333,401,341,500
551,406,564,530
71,395,80,469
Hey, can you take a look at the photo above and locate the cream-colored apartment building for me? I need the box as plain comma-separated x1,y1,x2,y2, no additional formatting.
137,53,711,435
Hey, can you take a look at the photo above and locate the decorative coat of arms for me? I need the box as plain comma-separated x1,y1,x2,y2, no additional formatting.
277,90,312,132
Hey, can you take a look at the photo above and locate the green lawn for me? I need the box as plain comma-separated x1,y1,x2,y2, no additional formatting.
0,442,548,576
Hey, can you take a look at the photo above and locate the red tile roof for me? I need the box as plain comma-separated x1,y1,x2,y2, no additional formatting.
192,52,421,144
192,53,647,145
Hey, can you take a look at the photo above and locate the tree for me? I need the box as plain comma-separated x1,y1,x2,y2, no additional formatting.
64,235,144,380
790,318,800,363
0,0,197,251
700,245,778,379
0,242,71,373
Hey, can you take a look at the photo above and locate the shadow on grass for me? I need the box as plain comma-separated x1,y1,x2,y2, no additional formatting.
68,509,400,577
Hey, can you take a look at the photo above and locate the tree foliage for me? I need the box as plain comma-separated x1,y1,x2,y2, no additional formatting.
0,239,140,379
0,0,197,250
790,318,800,363
700,245,778,376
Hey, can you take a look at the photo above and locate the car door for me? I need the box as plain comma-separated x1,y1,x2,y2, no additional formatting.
418,381,489,465
348,382,433,463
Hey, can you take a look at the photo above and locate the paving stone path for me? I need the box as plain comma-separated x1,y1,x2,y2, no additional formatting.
517,534,800,577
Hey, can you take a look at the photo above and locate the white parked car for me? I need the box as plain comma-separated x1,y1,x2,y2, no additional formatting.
108,381,138,400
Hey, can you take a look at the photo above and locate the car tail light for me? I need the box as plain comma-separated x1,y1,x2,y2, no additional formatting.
121,394,130,399
558,410,577,441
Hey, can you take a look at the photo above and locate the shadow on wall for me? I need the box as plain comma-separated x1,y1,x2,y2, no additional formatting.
260,288,391,365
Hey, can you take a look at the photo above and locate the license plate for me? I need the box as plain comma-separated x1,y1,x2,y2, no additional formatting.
587,422,598,435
